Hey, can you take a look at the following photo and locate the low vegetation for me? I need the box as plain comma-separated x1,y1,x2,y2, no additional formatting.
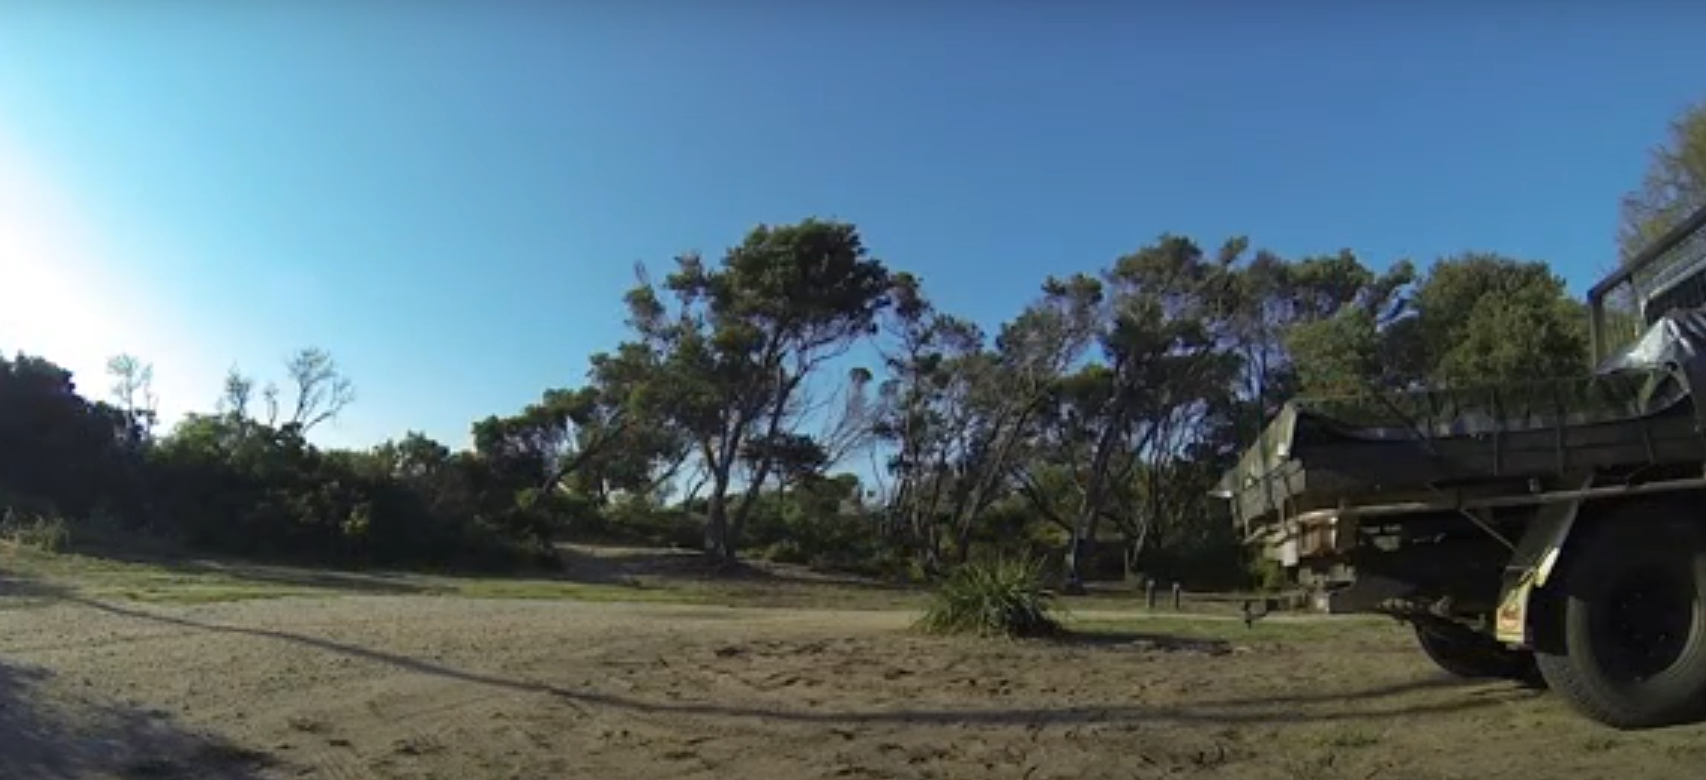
918,556,1064,638
0,511,72,554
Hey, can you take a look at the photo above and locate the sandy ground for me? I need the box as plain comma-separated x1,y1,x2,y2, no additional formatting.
5,590,1706,780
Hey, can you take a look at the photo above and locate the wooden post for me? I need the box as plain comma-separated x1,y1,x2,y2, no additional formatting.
1172,582,1183,611
1144,579,1157,610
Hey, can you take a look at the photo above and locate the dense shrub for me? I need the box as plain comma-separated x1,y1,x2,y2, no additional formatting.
587,498,704,549
1,509,73,553
1247,555,1289,593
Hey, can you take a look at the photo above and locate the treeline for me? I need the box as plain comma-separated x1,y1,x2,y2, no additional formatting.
11,94,1705,587
0,229,1588,587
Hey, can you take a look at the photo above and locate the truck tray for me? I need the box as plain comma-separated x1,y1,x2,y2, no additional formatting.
1220,365,1706,527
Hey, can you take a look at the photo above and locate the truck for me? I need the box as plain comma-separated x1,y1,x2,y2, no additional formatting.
1214,203,1706,730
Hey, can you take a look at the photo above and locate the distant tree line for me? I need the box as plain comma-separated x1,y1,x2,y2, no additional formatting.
3,97,1702,586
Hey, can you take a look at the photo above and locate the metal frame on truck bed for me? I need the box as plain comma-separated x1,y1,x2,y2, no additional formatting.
1216,202,1706,730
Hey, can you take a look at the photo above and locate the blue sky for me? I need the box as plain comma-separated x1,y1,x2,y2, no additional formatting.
0,5,1702,451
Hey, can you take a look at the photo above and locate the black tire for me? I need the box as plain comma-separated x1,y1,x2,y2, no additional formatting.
1534,511,1706,730
1413,621,1540,683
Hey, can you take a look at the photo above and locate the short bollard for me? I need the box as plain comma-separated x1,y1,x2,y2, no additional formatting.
1145,580,1157,610
1172,582,1183,611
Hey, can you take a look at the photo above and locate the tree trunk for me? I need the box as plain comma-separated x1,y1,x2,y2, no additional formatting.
703,471,734,561
728,460,776,562
912,465,950,574
1121,512,1152,585
1064,415,1123,597
1124,533,1147,582
1062,530,1089,595
952,529,974,567
951,402,1043,565
723,365,797,564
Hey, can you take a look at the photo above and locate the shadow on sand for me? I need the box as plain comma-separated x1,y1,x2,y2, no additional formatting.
1054,630,1240,655
0,580,276,779
49,536,914,602
549,543,914,592
61,540,445,597
61,594,1545,730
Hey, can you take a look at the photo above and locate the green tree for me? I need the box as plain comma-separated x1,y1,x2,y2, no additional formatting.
623,219,892,562
1227,250,1412,405
933,275,1102,567
1284,308,1385,395
1088,236,1241,586
0,352,141,522
105,353,159,445
1276,252,1585,395
872,273,987,573
1408,254,1587,385
1620,97,1706,262
282,348,356,433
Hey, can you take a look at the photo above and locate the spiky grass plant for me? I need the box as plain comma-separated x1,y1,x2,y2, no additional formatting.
917,555,1064,639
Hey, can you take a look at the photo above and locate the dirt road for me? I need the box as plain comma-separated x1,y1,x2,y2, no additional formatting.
3,592,1704,780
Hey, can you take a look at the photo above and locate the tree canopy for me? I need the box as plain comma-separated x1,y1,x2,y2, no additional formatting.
0,225,1597,587
1620,98,1706,262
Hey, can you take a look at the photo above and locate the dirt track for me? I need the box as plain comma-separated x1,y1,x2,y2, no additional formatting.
4,593,1706,780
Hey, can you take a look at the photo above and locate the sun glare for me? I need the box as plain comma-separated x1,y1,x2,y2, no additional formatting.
0,136,218,427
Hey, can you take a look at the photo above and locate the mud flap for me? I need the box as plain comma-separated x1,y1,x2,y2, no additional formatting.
1495,573,1537,646
1494,481,1590,646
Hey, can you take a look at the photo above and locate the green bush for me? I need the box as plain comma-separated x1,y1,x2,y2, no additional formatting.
589,499,703,549
917,555,1064,639
1247,554,1290,593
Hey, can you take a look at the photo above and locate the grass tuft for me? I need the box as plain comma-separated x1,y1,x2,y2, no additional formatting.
917,555,1064,639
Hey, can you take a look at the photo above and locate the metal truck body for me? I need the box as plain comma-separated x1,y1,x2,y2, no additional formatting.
1216,204,1706,729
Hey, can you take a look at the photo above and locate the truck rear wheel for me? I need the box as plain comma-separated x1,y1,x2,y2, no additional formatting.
1535,513,1706,729
1413,621,1538,682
